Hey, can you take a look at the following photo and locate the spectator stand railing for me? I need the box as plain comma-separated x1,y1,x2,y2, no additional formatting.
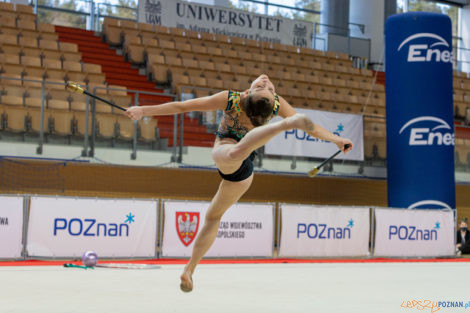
89,85,177,161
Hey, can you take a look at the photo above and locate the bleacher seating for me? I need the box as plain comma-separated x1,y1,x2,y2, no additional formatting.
0,4,161,148
2,4,470,162
101,17,470,162
101,17,393,160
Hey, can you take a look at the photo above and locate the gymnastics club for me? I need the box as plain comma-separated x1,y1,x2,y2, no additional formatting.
308,144,351,177
66,82,126,111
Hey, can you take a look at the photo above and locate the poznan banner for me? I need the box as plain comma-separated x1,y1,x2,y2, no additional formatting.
374,208,454,257
27,197,157,258
279,204,370,257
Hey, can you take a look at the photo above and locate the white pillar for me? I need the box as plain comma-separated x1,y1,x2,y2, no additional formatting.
10,0,29,5
214,0,228,7
320,0,350,36
459,5,470,73
349,0,385,65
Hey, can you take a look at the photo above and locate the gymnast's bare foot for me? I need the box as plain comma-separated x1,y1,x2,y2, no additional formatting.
285,113,314,133
180,267,193,292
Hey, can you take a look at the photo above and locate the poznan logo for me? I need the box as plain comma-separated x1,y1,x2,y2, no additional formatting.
399,116,454,146
397,32,453,63
389,221,440,241
285,122,345,142
53,212,135,237
297,218,354,240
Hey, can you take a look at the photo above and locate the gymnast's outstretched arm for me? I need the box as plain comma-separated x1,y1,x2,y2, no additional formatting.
125,90,228,120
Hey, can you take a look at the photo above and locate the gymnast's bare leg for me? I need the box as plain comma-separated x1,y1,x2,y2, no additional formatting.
180,114,313,292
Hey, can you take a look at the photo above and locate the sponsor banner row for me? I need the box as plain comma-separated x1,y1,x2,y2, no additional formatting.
279,205,455,257
0,196,456,259
265,108,364,161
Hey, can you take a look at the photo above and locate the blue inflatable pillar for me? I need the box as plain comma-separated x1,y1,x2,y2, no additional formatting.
385,12,455,209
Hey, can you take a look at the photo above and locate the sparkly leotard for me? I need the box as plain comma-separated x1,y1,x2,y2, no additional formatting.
215,90,280,142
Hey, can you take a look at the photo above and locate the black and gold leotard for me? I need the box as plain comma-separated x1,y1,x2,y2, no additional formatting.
216,90,280,142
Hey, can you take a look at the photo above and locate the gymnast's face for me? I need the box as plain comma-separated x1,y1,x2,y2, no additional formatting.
244,74,276,127
249,74,276,101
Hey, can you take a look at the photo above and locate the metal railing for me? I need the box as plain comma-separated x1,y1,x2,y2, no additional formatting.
28,0,470,67
240,0,321,15
0,76,179,161
2,76,470,179
95,2,136,32
87,86,177,160
313,22,353,54
454,45,470,72
31,0,136,31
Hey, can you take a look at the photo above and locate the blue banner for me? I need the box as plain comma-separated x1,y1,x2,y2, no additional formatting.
385,12,455,209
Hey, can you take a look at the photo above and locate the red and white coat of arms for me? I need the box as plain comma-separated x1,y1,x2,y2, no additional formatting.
176,212,200,246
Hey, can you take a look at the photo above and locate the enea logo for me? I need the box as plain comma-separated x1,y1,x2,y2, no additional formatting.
399,116,454,146
398,33,453,63
53,212,135,237
388,221,441,241
408,200,452,210
297,218,354,240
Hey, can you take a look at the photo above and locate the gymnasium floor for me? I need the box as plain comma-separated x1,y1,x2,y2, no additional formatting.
2,261,469,313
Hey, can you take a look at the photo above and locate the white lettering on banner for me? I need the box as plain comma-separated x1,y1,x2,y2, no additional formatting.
399,116,455,147
374,208,454,257
162,201,273,257
279,205,370,257
265,108,364,161
0,196,24,258
27,197,157,258
398,33,453,63
138,0,312,47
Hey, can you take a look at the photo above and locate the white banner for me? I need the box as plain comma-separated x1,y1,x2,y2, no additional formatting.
265,108,364,161
138,0,312,47
0,196,24,258
162,200,273,257
374,208,455,257
279,204,370,257
27,197,157,258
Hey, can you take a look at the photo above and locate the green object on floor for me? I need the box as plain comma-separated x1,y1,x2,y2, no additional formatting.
63,263,94,270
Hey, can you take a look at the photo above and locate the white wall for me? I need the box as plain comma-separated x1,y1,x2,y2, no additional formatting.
349,0,385,65
459,5,470,73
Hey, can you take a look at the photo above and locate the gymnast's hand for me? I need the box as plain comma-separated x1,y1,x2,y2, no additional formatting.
125,106,144,121
335,137,353,153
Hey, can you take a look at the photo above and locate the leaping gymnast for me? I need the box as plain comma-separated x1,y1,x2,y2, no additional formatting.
125,74,353,292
